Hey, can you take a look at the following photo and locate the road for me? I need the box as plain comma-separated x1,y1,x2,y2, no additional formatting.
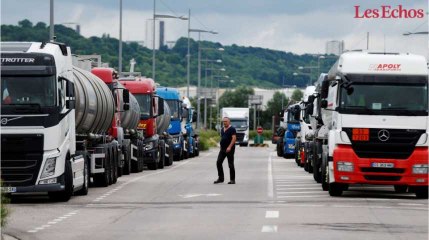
3,145,428,240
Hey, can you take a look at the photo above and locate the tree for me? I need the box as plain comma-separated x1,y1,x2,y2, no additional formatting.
219,85,254,109
266,91,289,115
291,89,303,102
18,19,33,28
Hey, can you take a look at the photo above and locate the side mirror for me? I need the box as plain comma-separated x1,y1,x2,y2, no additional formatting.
182,108,189,119
66,79,75,98
320,99,328,109
306,104,314,115
123,89,130,104
66,99,75,109
321,80,330,99
192,111,197,122
158,97,164,116
308,95,315,103
123,103,130,111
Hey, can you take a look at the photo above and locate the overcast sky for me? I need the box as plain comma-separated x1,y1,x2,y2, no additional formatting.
1,0,428,56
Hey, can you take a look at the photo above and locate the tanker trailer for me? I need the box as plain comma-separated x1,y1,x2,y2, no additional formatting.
157,100,174,166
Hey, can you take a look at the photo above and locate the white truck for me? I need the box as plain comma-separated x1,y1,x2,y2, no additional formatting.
1,41,143,201
320,51,428,198
221,108,249,146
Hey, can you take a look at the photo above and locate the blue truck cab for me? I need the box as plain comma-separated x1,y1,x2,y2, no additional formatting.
156,87,184,161
283,104,301,159
181,97,199,159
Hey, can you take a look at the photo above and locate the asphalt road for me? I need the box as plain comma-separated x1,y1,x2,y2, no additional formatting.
3,144,428,240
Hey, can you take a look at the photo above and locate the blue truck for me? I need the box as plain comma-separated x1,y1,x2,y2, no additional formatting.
283,104,301,159
181,96,199,159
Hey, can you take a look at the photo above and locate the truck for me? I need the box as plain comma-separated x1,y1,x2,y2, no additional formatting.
220,108,249,147
295,86,316,172
182,96,199,158
119,76,168,170
320,51,428,198
0,41,143,201
157,87,184,161
278,104,301,160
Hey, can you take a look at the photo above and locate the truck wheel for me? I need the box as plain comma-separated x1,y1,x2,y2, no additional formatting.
312,144,321,183
123,141,131,175
394,185,408,193
49,158,73,202
112,147,118,184
158,144,165,169
148,150,159,170
194,140,200,156
414,187,428,199
328,183,343,197
167,143,174,166
276,143,283,157
94,147,110,187
321,158,329,191
75,156,89,196
138,142,145,172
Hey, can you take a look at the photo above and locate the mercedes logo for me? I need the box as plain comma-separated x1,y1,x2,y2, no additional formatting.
378,129,390,142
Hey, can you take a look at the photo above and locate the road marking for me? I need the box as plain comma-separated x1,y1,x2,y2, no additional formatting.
275,184,317,187
276,191,326,194
268,152,274,198
398,203,425,206
277,195,329,198
265,211,279,218
276,187,321,190
179,193,222,199
261,225,278,233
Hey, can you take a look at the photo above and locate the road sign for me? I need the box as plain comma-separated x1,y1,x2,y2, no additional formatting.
257,127,263,134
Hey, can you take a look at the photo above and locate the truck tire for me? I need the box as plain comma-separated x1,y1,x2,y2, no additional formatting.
167,142,174,166
276,142,283,157
312,143,321,183
123,140,131,175
194,140,200,156
321,156,329,191
148,149,159,170
394,185,408,193
328,183,344,197
138,142,145,172
414,187,428,199
112,146,118,184
75,155,89,196
49,158,73,202
158,142,165,169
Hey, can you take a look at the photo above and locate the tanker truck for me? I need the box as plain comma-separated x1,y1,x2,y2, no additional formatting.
119,75,168,170
0,41,139,201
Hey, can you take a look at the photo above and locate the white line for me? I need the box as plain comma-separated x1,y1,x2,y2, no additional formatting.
275,184,317,187
41,225,51,228
265,211,279,218
398,203,425,206
277,195,329,198
27,230,38,233
276,191,326,194
47,221,58,225
276,187,321,190
261,225,278,233
268,152,274,198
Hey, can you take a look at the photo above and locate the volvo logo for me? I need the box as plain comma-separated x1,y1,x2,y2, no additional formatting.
378,129,390,142
1,117,23,125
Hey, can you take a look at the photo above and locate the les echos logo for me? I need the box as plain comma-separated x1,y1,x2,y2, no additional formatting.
354,5,425,19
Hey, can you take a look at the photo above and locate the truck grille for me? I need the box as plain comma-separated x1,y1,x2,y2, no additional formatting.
343,128,425,159
360,167,405,174
364,175,401,181
236,133,245,142
1,134,44,187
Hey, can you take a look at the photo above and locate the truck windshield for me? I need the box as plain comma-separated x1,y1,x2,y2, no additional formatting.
339,75,428,116
166,100,179,119
1,76,56,107
230,119,247,129
134,94,151,118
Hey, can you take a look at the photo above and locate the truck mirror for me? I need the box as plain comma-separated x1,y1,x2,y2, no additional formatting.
321,80,330,99
306,104,314,115
182,108,189,119
192,111,197,122
123,89,130,104
66,79,75,98
308,95,315,103
158,97,164,115
278,110,284,117
320,99,328,109
123,103,130,111
66,99,75,109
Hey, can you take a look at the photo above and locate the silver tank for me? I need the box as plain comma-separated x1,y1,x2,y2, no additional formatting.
156,101,171,135
72,66,115,134
121,93,140,131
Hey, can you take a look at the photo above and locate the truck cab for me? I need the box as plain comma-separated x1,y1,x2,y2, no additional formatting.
321,51,428,198
282,104,301,159
221,108,250,147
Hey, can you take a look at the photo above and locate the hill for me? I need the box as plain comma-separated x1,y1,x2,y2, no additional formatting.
1,19,337,88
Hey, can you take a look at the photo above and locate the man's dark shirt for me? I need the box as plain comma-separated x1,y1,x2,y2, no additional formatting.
220,126,236,151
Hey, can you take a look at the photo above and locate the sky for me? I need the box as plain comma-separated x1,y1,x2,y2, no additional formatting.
1,0,428,56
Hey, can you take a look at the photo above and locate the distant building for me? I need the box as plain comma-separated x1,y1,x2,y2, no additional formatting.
326,40,345,56
145,19,165,49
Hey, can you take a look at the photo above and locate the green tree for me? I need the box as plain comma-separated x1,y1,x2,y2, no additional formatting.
219,85,254,109
291,89,303,102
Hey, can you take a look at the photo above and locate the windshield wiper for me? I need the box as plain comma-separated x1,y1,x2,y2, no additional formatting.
3,103,42,113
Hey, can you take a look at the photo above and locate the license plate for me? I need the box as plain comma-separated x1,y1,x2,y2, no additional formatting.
1,187,17,193
371,162,394,168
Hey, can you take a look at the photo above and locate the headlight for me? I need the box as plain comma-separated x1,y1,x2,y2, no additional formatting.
41,157,56,179
172,137,180,144
244,135,248,141
337,161,354,172
413,164,428,174
145,142,154,151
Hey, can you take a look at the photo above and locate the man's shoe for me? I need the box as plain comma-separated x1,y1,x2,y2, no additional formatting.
214,179,224,184
228,180,236,184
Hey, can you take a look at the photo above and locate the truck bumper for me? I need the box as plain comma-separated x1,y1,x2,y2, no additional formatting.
7,174,65,193
333,145,428,186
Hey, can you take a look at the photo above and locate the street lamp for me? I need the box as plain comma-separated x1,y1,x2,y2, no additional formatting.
213,75,231,129
188,30,219,129
152,0,188,82
203,64,225,129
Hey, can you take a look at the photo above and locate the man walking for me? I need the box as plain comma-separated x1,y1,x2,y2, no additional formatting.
214,117,237,184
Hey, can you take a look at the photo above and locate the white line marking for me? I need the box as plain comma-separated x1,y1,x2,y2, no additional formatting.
276,191,326,194
275,184,317,187
268,153,274,198
48,221,57,225
261,225,278,233
265,211,279,218
398,203,425,206
27,230,38,233
41,225,51,228
277,195,329,198
35,227,45,230
276,187,321,190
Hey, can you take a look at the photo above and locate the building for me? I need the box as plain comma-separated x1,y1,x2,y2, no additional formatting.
326,40,345,56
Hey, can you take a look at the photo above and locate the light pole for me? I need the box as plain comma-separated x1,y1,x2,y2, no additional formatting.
49,0,54,41
152,1,188,82
203,62,224,129
214,76,231,130
188,29,219,129
119,0,123,75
